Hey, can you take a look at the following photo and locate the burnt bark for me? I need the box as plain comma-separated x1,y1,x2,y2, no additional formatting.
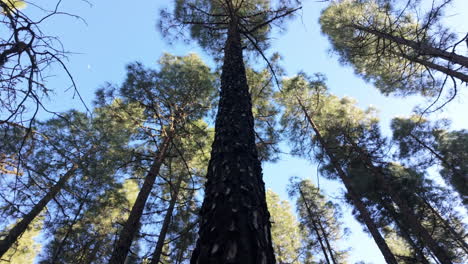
0,164,78,258
109,134,173,264
150,171,184,264
190,20,275,264
295,98,398,264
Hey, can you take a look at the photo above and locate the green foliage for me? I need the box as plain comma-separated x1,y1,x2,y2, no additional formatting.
266,189,311,264
288,178,348,264
247,65,281,162
160,0,300,58
319,0,454,96
391,115,467,206
0,216,43,264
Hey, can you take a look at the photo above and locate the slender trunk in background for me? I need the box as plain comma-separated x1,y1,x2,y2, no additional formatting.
190,20,276,264
0,164,78,258
109,134,173,264
317,216,338,264
295,98,398,264
51,191,90,263
150,172,184,264
348,139,454,264
298,187,332,264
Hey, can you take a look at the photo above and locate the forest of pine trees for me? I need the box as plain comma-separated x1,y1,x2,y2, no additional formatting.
0,0,467,263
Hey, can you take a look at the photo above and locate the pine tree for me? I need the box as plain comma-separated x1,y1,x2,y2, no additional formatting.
288,178,348,264
160,1,300,263
391,116,468,207
266,189,311,264
320,0,468,98
277,73,399,264
108,53,215,263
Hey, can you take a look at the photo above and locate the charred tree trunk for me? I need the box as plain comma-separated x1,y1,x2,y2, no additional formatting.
190,20,275,264
150,171,184,264
295,98,398,264
0,164,78,258
109,134,173,264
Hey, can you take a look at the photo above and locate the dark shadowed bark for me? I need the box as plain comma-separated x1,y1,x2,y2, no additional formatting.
190,20,275,264
109,134,173,264
0,164,78,258
295,98,398,264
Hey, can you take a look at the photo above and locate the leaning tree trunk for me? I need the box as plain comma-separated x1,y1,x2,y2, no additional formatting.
347,139,454,264
190,20,276,264
109,134,173,264
295,97,398,264
380,197,430,264
0,164,78,258
150,171,184,264
351,24,468,68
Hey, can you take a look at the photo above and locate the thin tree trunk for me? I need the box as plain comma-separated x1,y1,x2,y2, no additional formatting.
190,20,275,264
346,139,454,264
51,191,90,263
109,134,173,264
317,216,338,264
298,187,332,264
295,97,398,264
351,24,468,68
150,171,184,264
0,164,78,258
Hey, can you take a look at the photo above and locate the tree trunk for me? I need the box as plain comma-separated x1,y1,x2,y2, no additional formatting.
0,164,78,258
298,187,332,264
346,139,454,264
150,171,184,264
317,216,338,264
109,134,173,264
295,97,398,264
381,198,430,264
351,24,468,68
190,20,276,264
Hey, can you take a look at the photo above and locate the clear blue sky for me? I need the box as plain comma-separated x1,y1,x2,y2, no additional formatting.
26,0,468,263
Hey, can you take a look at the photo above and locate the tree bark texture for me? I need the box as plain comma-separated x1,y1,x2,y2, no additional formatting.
190,21,276,264
109,134,173,264
0,164,78,258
